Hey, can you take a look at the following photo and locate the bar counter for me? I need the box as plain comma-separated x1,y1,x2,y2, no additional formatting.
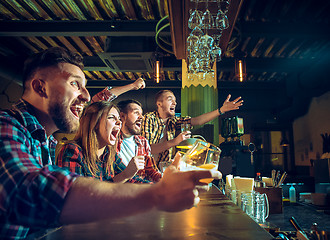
267,201,330,232
43,186,273,240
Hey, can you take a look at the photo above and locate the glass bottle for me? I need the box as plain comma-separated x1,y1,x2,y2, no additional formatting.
255,172,262,188
289,184,296,203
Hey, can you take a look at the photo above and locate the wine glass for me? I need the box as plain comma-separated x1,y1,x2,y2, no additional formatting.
211,46,222,65
187,34,199,57
212,33,222,47
188,57,199,74
201,0,214,30
215,9,229,30
221,0,230,14
188,0,201,29
180,141,221,184
190,26,203,38
200,34,214,51
216,0,230,14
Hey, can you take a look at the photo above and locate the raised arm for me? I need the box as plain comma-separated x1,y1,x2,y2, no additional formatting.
91,78,145,103
190,94,243,126
110,77,145,96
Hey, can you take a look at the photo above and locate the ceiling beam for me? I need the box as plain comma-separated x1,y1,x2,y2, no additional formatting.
1,20,328,39
239,22,330,39
83,55,312,73
87,80,182,89
0,20,169,37
86,79,284,90
218,57,312,73
1,19,329,39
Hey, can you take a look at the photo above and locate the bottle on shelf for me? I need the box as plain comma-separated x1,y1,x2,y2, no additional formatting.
289,184,296,203
254,172,264,188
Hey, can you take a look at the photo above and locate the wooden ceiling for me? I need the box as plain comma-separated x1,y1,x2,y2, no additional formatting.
0,0,329,90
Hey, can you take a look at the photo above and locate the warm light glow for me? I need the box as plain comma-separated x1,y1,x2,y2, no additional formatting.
235,58,246,82
238,60,243,82
176,145,193,149
155,60,160,83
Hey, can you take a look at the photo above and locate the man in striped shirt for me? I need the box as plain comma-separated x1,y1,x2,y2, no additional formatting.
141,90,243,167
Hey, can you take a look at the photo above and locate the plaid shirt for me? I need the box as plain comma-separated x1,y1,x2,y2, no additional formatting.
56,142,114,181
116,132,161,183
0,99,78,240
57,141,152,183
141,111,191,166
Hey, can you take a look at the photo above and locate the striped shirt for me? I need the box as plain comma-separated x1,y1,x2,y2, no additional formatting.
141,111,191,166
0,99,78,240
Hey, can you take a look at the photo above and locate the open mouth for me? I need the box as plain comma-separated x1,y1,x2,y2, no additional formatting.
110,128,120,141
135,121,142,128
170,106,175,112
70,105,84,119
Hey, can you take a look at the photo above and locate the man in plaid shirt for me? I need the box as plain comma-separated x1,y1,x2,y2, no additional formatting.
0,47,221,240
116,100,161,183
141,90,244,167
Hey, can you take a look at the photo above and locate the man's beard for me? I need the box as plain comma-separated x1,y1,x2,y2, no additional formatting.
166,110,175,118
163,106,175,118
48,99,78,133
126,121,141,135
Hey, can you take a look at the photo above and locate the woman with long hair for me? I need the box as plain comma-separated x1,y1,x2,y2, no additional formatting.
57,101,149,182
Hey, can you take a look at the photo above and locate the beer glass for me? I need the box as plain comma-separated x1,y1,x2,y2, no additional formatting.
180,141,221,184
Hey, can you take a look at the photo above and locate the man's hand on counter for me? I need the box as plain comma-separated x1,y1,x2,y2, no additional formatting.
152,152,222,212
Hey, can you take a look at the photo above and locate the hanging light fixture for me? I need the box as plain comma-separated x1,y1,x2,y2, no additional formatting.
153,49,164,83
280,131,289,147
154,59,161,83
234,51,247,82
152,15,173,83
280,137,289,147
235,58,246,82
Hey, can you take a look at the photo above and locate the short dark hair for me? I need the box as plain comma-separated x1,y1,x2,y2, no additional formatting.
155,90,173,104
22,47,84,90
117,99,142,113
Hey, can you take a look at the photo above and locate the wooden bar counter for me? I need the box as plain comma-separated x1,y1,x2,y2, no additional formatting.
44,186,273,240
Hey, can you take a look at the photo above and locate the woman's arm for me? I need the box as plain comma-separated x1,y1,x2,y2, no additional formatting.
112,155,145,183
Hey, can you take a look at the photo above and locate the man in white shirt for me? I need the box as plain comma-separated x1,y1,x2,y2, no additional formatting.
116,99,162,183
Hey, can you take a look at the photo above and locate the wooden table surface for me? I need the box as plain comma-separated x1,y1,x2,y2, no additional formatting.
43,186,273,240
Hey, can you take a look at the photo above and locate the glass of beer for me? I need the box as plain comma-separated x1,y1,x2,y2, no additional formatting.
180,140,221,183
181,123,192,133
